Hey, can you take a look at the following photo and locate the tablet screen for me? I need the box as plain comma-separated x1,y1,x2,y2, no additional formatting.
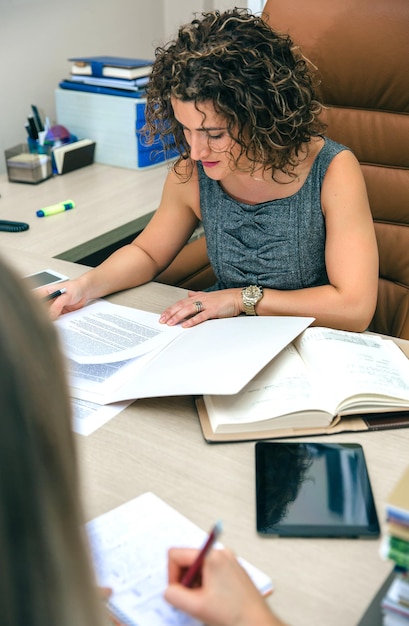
24,269,69,289
255,442,380,538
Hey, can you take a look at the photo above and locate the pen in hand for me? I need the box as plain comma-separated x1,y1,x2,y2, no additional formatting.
180,520,223,588
43,287,67,302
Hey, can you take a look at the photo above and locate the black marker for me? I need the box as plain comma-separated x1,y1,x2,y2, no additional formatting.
31,104,44,132
27,116,38,140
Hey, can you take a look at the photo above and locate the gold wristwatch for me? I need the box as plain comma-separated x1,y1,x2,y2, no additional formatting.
241,285,264,315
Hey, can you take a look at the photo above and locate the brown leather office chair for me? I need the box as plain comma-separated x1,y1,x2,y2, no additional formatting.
155,234,216,290
158,1,409,338
262,0,409,339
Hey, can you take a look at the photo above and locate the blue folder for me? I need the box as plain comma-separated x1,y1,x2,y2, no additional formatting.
69,56,153,78
59,80,146,99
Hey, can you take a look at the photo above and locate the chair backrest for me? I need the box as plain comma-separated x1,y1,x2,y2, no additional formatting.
263,0,409,338
155,235,216,290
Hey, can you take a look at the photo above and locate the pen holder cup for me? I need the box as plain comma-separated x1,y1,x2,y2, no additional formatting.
5,143,52,184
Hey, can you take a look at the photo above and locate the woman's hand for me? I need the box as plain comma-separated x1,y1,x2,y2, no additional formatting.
159,289,243,327
37,278,90,319
165,547,286,626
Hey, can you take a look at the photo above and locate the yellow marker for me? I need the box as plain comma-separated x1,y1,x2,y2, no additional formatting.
36,200,75,217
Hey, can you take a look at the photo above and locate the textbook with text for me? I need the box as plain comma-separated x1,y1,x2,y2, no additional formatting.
197,327,409,442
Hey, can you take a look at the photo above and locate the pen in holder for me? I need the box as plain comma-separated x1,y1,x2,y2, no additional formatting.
5,141,52,184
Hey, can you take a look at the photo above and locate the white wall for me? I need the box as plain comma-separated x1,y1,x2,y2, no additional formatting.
0,0,265,175
164,1,266,39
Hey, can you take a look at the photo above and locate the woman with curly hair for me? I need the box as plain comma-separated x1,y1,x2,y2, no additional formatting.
46,9,378,332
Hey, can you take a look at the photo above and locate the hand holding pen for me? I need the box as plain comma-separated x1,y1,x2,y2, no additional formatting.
38,278,89,320
180,520,223,588
165,532,283,626
43,288,67,302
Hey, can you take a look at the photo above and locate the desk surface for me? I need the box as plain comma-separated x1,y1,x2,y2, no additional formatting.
0,163,168,262
3,249,406,626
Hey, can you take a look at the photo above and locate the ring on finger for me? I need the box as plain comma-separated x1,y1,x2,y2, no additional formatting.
194,301,203,314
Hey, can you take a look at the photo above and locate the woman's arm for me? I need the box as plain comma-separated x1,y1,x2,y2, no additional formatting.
45,165,201,317
160,151,378,332
255,150,379,330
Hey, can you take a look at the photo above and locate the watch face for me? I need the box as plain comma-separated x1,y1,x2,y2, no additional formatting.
247,286,262,300
242,286,263,315
244,285,262,302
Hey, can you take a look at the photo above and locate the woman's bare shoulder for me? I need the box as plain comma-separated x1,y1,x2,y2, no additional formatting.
164,159,201,218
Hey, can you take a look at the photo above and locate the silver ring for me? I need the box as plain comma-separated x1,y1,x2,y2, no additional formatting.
194,301,203,314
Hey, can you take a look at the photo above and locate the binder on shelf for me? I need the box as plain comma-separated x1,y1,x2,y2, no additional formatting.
59,79,145,99
55,88,177,170
69,56,153,80
66,74,149,91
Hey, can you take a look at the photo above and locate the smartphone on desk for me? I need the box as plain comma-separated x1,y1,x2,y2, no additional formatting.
255,441,380,538
24,269,69,290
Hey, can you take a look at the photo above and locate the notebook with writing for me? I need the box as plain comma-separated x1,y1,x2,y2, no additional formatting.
87,493,273,626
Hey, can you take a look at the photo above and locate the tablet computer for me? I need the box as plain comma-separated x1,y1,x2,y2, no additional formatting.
24,269,69,290
255,442,380,538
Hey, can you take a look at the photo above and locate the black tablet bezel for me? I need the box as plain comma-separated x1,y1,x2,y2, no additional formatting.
255,441,380,538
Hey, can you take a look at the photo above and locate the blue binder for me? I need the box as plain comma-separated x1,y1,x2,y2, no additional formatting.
69,56,153,78
59,80,145,99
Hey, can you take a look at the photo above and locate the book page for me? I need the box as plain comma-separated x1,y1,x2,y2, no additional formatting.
204,343,333,432
295,328,409,412
87,493,272,626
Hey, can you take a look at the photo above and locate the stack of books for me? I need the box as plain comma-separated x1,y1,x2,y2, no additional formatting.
380,465,409,624
59,55,153,99
56,55,178,170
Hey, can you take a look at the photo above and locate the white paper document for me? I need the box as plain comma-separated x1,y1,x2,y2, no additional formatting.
87,492,273,626
55,300,183,364
71,397,132,436
55,299,314,404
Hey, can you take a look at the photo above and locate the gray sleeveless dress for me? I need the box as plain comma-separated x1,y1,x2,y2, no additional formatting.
198,137,349,291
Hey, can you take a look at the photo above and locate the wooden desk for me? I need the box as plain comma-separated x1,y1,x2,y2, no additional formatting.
3,249,407,626
0,162,168,262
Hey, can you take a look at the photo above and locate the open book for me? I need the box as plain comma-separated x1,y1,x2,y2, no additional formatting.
87,492,273,626
197,327,409,442
54,299,313,404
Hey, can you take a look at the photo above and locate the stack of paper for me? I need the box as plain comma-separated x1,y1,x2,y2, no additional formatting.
53,299,313,435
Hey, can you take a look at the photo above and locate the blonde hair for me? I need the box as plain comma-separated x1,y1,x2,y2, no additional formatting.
0,256,105,626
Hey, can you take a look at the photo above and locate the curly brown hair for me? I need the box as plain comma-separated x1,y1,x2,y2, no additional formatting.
144,8,326,179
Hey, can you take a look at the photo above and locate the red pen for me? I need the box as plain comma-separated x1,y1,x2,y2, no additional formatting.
181,520,223,588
